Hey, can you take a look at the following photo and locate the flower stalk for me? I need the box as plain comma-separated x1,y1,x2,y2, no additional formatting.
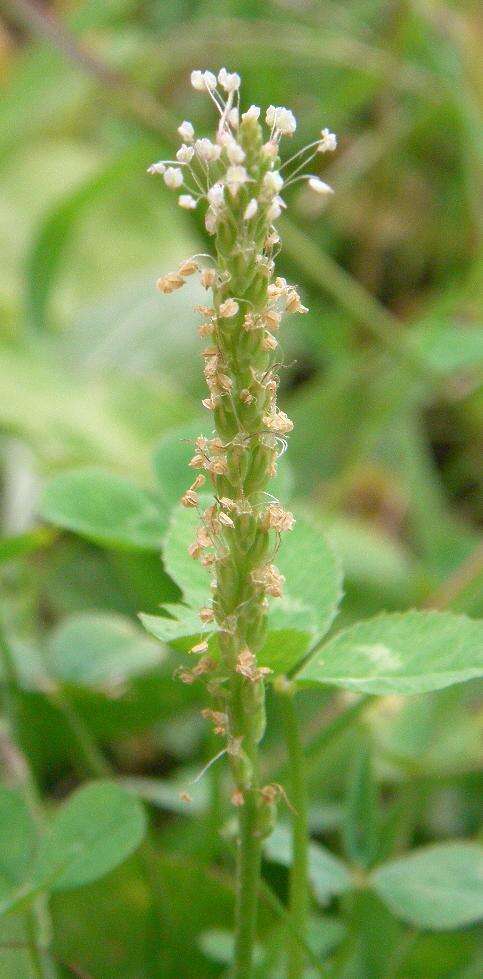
151,67,336,977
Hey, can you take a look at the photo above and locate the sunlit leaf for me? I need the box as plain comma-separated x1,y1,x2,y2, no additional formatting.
33,781,146,891
40,467,166,550
48,611,165,685
264,824,353,905
0,788,35,887
276,513,343,638
372,842,483,929
297,611,483,694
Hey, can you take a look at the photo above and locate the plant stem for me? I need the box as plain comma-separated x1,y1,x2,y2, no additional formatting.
230,674,263,978
0,618,56,979
234,783,262,977
278,684,310,979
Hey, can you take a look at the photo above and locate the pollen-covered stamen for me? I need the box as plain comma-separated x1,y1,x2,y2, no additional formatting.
262,502,296,533
236,648,272,682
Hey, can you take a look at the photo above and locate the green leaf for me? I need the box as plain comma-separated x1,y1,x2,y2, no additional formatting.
297,611,483,694
372,842,483,930
140,604,313,676
264,824,353,905
39,467,166,551
163,504,341,641
343,743,379,869
0,788,36,887
198,928,264,966
263,599,316,672
162,502,211,609
410,319,483,376
140,604,213,645
33,781,146,892
26,142,156,332
276,513,343,637
0,527,56,564
48,612,165,686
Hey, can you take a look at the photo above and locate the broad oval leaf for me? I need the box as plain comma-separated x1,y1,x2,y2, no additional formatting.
372,842,483,930
264,823,353,905
163,505,341,643
40,467,166,551
162,502,211,609
276,514,343,638
0,788,35,887
140,604,213,644
297,611,483,695
140,604,313,676
33,781,146,891
48,611,165,686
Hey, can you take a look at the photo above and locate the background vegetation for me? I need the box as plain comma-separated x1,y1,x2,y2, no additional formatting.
0,0,481,976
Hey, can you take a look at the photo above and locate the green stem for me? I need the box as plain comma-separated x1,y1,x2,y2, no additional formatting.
279,685,309,979
0,619,56,979
234,788,263,977
231,677,263,979
46,683,111,779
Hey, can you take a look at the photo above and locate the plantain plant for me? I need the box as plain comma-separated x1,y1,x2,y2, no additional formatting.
135,69,483,977
3,66,482,979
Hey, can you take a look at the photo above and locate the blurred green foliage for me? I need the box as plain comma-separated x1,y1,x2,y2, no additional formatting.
0,0,482,975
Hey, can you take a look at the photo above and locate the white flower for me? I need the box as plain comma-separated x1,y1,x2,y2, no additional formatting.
176,144,195,163
147,161,166,175
205,208,218,234
191,70,205,90
261,141,278,160
226,165,248,196
318,128,337,153
266,195,286,221
177,120,194,142
226,141,246,164
191,69,216,91
242,105,260,122
217,131,232,147
207,182,225,207
244,198,258,220
266,105,297,135
267,202,282,221
218,68,241,92
163,167,183,188
308,177,334,195
195,138,221,163
263,170,284,195
178,194,197,210
228,107,239,128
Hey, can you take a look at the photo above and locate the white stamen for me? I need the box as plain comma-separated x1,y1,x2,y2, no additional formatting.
163,167,183,188
308,176,334,195
178,194,197,210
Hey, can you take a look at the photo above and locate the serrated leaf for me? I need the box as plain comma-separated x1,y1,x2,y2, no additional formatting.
162,503,212,608
141,603,312,676
343,743,379,869
276,513,343,637
372,842,483,929
48,612,165,686
40,467,166,551
297,611,483,694
140,605,213,644
264,824,353,905
32,781,146,892
163,505,341,642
